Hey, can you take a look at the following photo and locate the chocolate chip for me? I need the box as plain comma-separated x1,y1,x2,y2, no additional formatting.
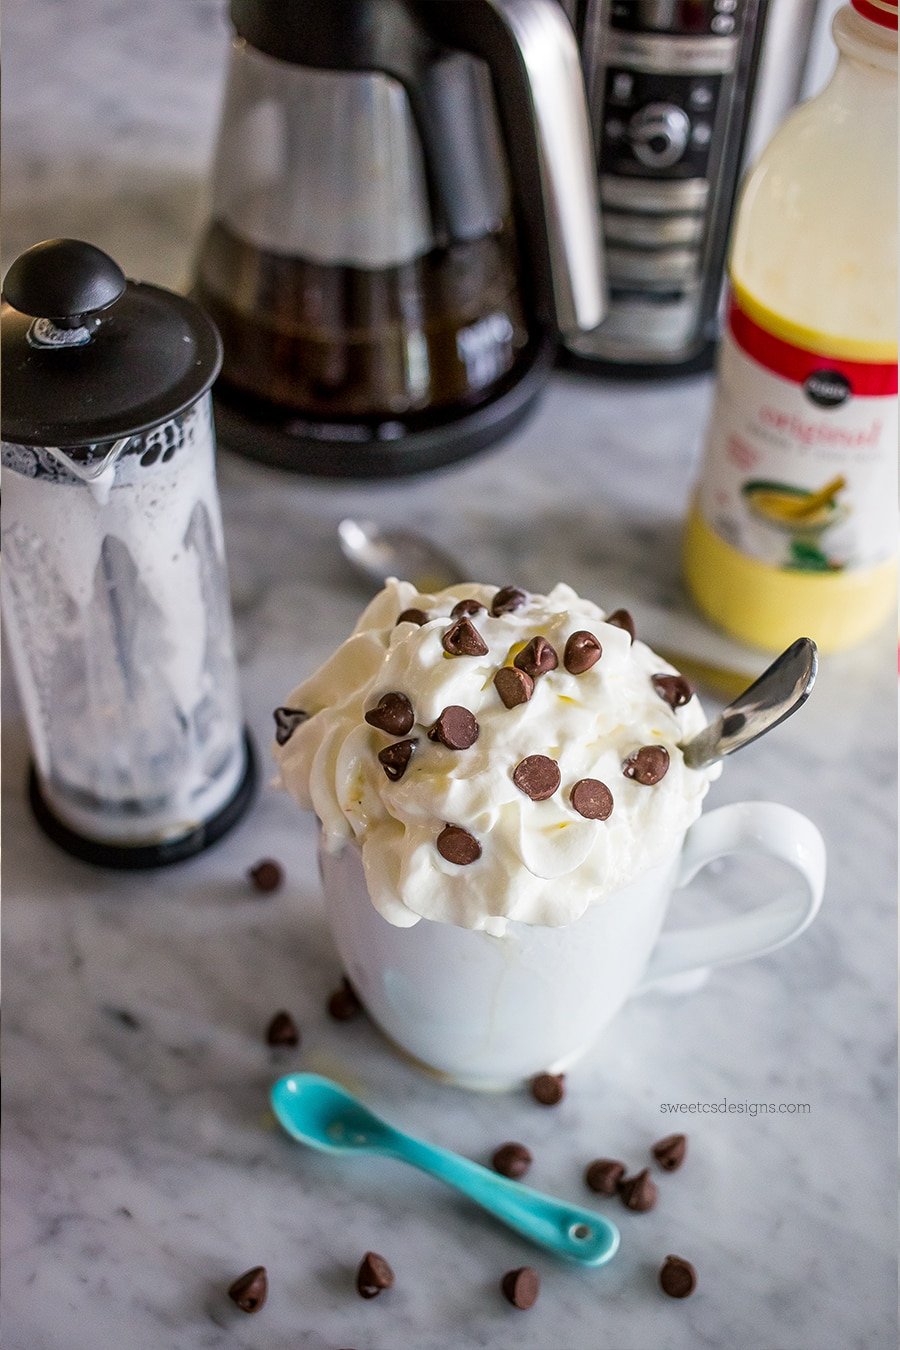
356,1251,394,1300
491,586,528,616
273,706,308,746
660,1254,697,1299
328,977,362,1021
365,691,415,735
618,1168,658,1212
492,1142,533,1179
651,674,694,709
396,607,428,626
622,745,670,785
530,1072,565,1106
564,630,602,674
493,665,534,708
501,1266,540,1309
437,825,481,865
513,755,560,801
441,617,489,657
450,597,485,619
248,859,284,893
606,609,636,643
428,706,479,750
377,738,416,781
569,779,614,820
514,636,558,679
652,1133,687,1171
265,1010,300,1047
227,1265,268,1313
585,1158,626,1195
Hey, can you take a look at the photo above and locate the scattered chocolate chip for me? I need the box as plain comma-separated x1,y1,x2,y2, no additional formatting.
493,665,534,708
377,738,416,781
265,1010,300,1047
491,586,528,616
501,1266,540,1309
622,745,670,786
428,706,479,750
356,1251,394,1300
606,609,636,643
618,1168,658,1212
365,691,415,736
492,1142,533,1180
514,636,558,679
569,778,614,820
585,1158,626,1196
441,617,489,657
651,674,694,709
437,825,482,866
248,859,284,893
450,597,485,619
660,1254,697,1299
564,630,602,674
530,1072,565,1106
396,608,428,626
273,706,308,746
328,977,363,1021
227,1266,268,1313
652,1133,687,1171
513,755,560,801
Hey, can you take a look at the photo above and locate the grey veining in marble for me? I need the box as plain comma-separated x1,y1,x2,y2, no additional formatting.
2,3,897,1349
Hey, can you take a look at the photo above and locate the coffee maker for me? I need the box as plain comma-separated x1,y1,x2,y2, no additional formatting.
195,0,606,476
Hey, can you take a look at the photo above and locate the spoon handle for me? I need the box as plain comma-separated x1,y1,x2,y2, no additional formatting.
385,1132,618,1266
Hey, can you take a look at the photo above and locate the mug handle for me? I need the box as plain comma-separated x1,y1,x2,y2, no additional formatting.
636,801,825,992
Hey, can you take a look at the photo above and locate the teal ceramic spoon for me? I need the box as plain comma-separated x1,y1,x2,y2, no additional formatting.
270,1073,619,1267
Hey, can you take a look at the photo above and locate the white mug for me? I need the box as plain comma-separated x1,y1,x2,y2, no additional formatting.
320,801,825,1089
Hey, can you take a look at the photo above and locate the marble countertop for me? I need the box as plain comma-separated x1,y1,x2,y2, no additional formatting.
3,3,897,1348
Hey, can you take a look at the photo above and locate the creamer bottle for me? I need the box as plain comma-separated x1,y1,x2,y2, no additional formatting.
684,0,897,653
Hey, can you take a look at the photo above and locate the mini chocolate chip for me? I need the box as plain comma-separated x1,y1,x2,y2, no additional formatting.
378,738,416,781
396,607,428,626
493,665,534,708
491,586,528,616
660,1254,697,1299
437,825,482,865
606,608,636,642
569,779,614,820
492,1142,533,1179
265,1010,300,1047
651,674,694,709
273,706,308,746
514,636,558,679
248,859,283,893
450,597,485,619
327,977,362,1021
530,1072,565,1106
652,1133,687,1171
441,617,489,657
618,1168,658,1212
356,1251,394,1300
513,755,560,801
365,691,415,735
564,630,602,674
585,1158,626,1195
501,1266,540,1309
428,706,479,750
622,745,670,785
227,1265,268,1313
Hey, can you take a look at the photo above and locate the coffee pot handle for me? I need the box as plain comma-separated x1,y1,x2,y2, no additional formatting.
423,0,606,336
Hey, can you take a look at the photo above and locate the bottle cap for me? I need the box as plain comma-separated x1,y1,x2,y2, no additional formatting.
851,0,898,30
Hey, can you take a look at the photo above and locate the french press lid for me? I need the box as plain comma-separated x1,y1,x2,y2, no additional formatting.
2,238,222,449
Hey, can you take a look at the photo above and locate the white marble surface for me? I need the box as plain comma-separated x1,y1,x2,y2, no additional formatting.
3,3,897,1348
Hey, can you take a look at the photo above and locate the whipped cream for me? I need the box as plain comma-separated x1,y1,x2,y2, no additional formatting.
275,580,720,935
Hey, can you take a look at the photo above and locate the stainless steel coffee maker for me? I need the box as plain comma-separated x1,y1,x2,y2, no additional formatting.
194,0,606,475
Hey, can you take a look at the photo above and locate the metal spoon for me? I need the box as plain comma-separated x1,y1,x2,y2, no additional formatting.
338,518,463,593
271,1073,619,1267
681,637,818,770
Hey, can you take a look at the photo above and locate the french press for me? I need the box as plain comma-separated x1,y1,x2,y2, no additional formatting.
1,239,256,867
